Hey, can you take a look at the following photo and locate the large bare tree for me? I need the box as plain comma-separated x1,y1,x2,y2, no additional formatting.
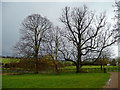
59,5,117,73
14,14,53,73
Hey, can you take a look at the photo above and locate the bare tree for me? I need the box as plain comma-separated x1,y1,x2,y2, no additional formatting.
42,26,63,74
95,49,112,70
14,14,53,73
59,5,117,73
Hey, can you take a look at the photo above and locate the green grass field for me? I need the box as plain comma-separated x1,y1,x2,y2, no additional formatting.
61,66,120,72
1,58,20,64
1,58,112,88
2,73,110,88
63,65,119,69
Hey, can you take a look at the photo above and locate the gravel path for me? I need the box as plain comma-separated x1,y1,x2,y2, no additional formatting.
104,72,119,88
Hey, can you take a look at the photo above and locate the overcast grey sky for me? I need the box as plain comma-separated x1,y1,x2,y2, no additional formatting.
2,2,118,57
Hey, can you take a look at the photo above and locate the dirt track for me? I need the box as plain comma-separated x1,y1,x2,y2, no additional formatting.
104,72,119,89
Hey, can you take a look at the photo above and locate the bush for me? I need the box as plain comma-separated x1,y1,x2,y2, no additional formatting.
59,61,74,66
5,63,19,68
3,56,75,73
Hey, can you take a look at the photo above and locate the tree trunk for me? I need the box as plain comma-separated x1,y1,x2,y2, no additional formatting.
55,64,59,74
76,62,82,73
76,64,79,73
53,60,59,74
34,48,39,74
35,59,39,74
100,64,102,70
76,52,82,73
76,32,82,73
34,27,39,74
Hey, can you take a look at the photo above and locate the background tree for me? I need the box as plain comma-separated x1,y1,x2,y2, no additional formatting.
14,14,53,73
60,5,117,73
117,58,120,64
42,26,63,74
110,59,116,66
95,49,111,70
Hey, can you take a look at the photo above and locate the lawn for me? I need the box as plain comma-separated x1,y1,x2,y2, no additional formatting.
61,65,120,72
2,73,110,88
1,58,20,64
63,65,119,69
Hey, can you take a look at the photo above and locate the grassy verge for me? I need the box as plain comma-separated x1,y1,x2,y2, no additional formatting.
2,73,110,88
1,58,20,64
